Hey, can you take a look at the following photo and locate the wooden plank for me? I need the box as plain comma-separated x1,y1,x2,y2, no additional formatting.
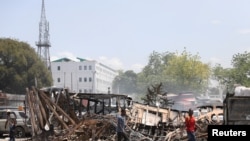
33,87,50,128
32,87,44,129
40,90,76,125
40,91,69,129
26,88,38,136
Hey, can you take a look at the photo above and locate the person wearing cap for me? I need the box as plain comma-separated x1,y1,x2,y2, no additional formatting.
116,109,129,141
5,110,16,141
185,109,196,141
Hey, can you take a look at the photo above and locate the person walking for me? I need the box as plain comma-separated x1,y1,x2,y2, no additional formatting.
185,109,196,141
5,110,16,141
116,109,130,141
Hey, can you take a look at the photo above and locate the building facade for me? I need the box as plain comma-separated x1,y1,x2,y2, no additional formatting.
51,57,118,93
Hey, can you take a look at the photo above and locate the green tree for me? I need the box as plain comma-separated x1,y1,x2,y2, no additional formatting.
136,51,173,95
212,64,234,92
112,70,137,94
163,49,211,93
212,51,250,93
141,83,173,107
0,38,52,94
138,49,211,95
231,51,250,86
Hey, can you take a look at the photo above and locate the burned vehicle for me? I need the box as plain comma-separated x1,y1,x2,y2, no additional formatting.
223,86,250,125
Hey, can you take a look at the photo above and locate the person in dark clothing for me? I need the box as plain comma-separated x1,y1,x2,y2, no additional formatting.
116,109,129,141
5,110,16,141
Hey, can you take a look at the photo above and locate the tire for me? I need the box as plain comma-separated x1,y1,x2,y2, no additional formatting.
15,126,25,138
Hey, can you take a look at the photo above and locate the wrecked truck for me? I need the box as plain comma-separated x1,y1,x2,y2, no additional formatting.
223,86,250,125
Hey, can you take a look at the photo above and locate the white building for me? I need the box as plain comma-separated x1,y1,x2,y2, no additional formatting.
51,57,118,93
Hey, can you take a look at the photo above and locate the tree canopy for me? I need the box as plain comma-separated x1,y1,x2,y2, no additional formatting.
213,51,250,93
112,70,137,94
113,48,211,100
137,49,211,95
0,38,52,94
162,49,211,93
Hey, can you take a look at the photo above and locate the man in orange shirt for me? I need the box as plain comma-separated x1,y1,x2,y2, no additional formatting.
185,109,196,141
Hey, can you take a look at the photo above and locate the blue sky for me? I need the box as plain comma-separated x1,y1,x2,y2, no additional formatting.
1,0,250,73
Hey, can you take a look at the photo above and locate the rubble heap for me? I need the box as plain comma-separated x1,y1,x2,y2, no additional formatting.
25,87,222,141
25,87,152,141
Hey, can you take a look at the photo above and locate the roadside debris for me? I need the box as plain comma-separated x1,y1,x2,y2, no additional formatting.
25,87,222,141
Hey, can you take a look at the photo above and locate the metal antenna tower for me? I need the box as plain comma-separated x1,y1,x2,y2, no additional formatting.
36,0,51,70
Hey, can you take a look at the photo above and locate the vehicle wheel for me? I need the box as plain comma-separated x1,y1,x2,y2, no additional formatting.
15,126,25,138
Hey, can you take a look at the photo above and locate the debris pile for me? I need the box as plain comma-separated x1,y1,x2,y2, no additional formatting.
25,87,152,141
25,87,222,141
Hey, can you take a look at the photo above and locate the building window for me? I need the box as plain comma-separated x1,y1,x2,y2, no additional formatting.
84,77,87,82
79,77,82,82
89,77,92,82
84,65,87,70
57,66,60,71
89,65,92,70
79,89,82,93
84,89,87,93
79,66,82,70
57,78,60,82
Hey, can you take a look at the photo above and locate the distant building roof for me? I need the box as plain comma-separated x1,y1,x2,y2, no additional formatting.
52,57,76,62
51,57,118,73
52,57,91,62
76,57,87,62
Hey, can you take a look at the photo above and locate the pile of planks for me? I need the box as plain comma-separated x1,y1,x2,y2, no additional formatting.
25,86,222,141
25,87,151,141
25,86,78,140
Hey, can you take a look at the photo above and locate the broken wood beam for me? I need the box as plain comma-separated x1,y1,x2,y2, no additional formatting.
26,88,39,136
39,91,70,129
39,90,76,125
